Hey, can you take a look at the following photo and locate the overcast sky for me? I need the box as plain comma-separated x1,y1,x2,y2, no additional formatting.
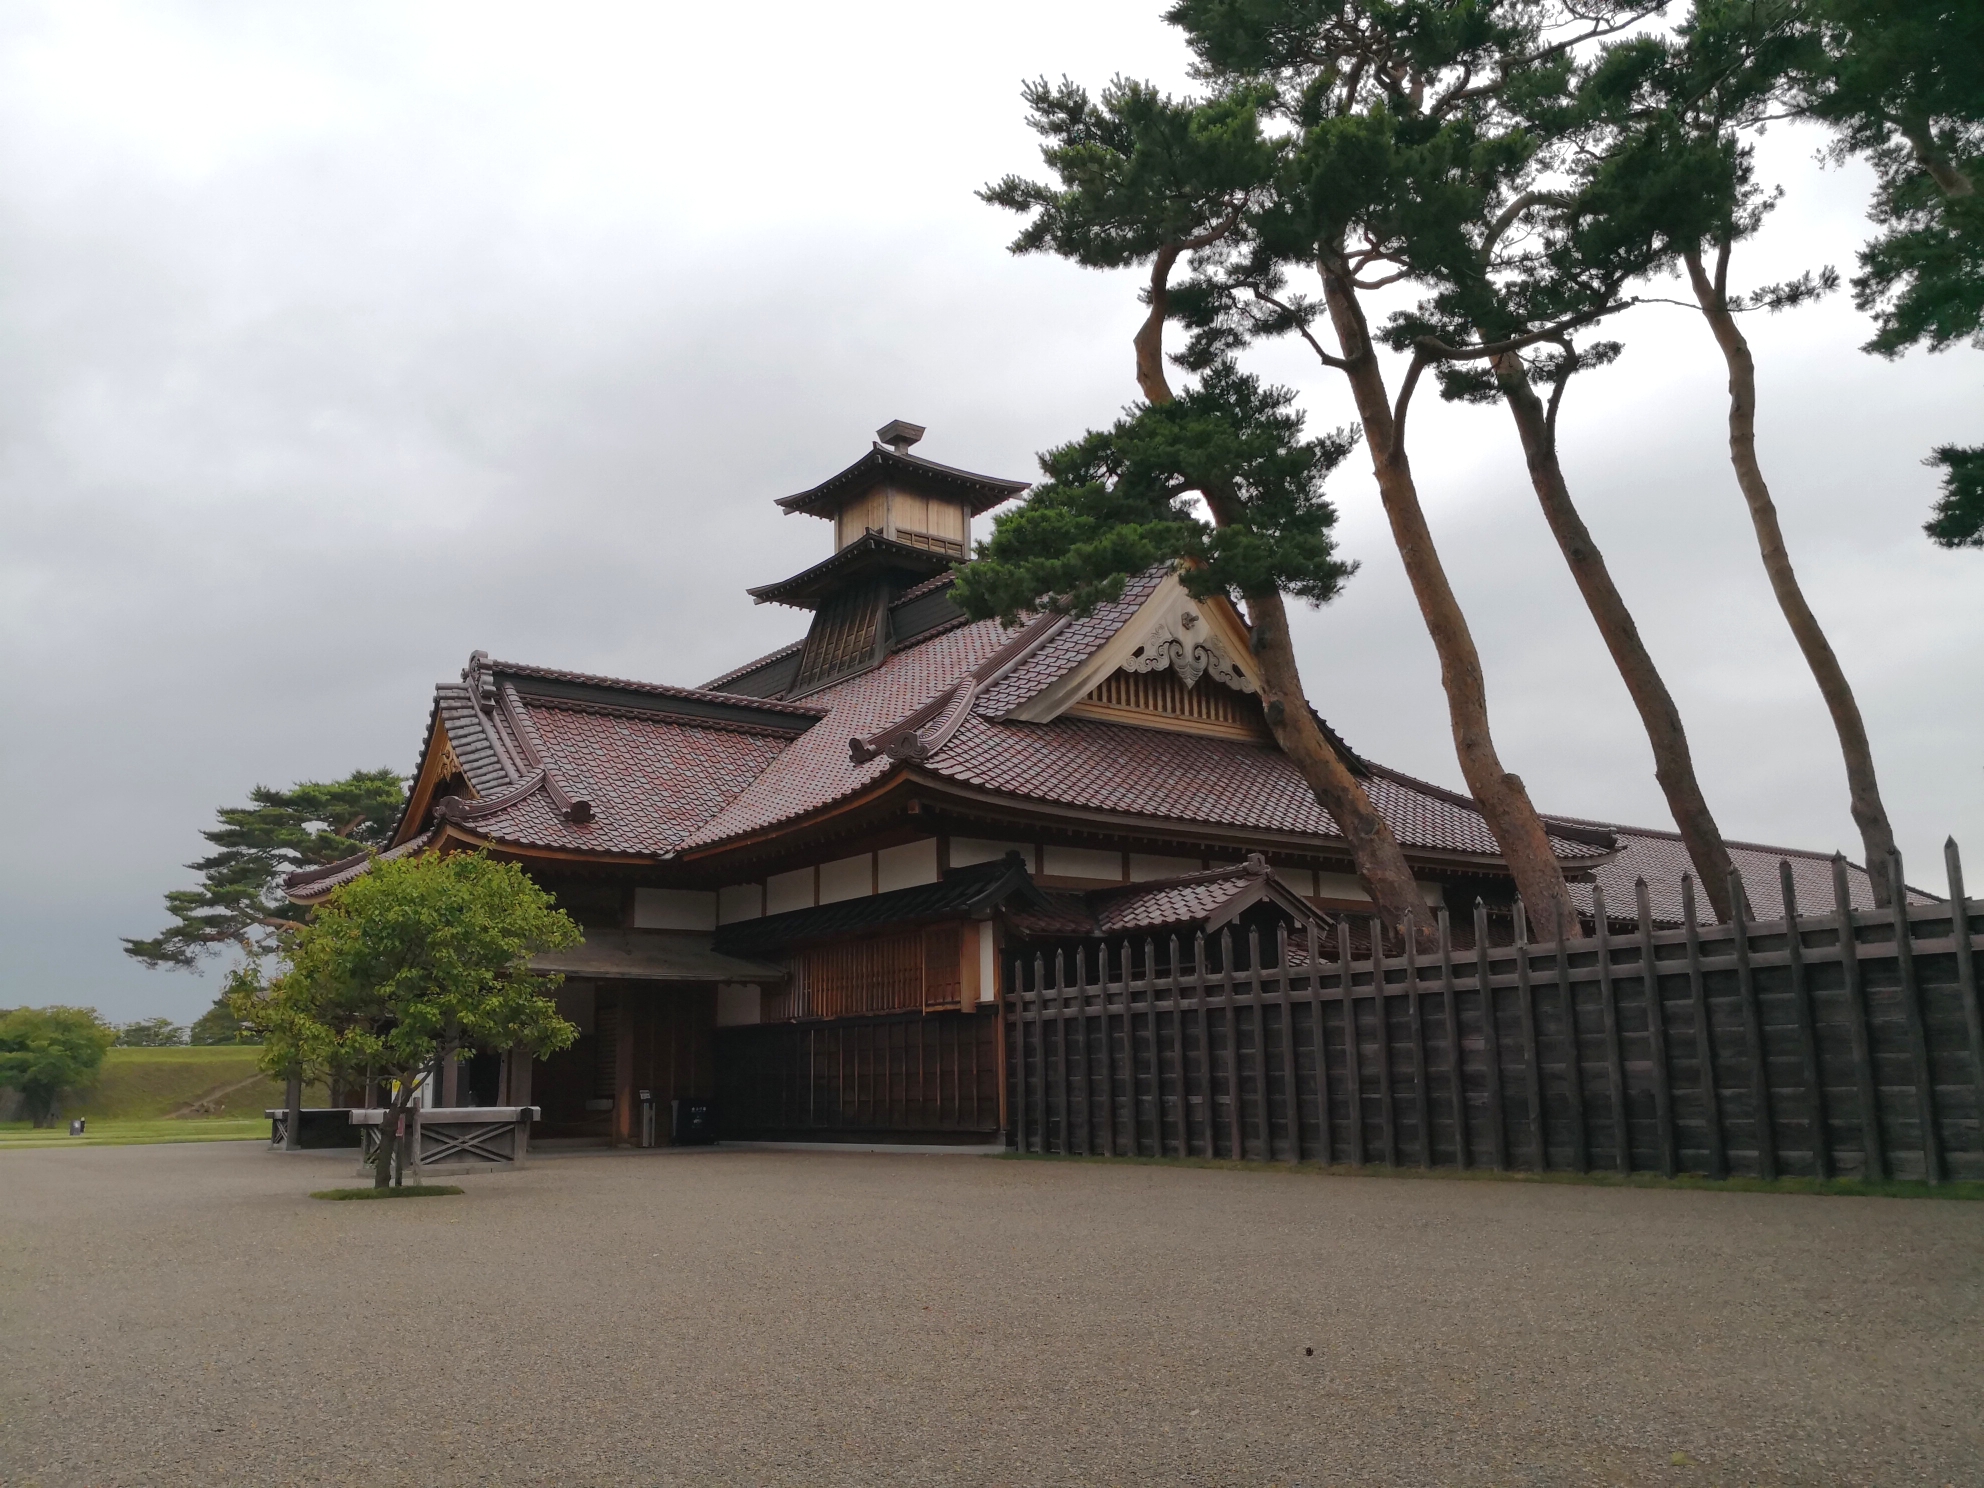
3,1,1977,1026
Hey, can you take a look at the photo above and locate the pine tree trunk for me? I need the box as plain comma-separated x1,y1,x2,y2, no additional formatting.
1317,266,1581,938
1246,586,1433,935
1494,358,1737,922
1138,249,1431,935
1684,247,1898,901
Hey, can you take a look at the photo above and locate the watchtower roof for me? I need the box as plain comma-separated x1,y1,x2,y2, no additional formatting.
776,441,1028,521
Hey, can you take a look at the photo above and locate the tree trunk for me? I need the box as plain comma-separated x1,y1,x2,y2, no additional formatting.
373,1088,416,1188
1137,248,1431,935
1246,586,1433,935
283,1067,303,1152
1684,246,1898,900
1317,265,1581,938
1494,356,1738,922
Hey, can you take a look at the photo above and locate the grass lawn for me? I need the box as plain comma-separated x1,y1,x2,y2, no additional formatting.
0,1117,269,1148
49,1045,328,1122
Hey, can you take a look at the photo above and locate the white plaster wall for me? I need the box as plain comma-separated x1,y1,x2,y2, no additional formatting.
1043,845,1123,881
950,836,1032,869
877,838,939,892
631,887,717,931
818,854,872,904
717,884,764,924
1129,853,1201,881
767,867,815,915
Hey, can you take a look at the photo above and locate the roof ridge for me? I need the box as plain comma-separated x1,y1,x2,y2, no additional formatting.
1544,811,1861,865
522,693,811,738
490,658,827,717
700,639,804,690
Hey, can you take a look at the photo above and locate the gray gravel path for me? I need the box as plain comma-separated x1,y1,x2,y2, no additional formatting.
2,1142,1980,1486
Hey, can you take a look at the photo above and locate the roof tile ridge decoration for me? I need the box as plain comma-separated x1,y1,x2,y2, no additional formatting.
700,639,805,691
491,657,827,718
462,654,532,784
889,570,960,608
432,767,551,825
522,691,811,739
1095,853,1271,898
497,682,594,824
848,610,1070,767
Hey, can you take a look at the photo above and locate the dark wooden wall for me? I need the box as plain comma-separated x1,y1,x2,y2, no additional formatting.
716,1010,1000,1143
612,982,717,1144
1009,888,1983,1184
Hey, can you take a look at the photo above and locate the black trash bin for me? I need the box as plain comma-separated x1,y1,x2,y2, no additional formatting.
671,1099,716,1146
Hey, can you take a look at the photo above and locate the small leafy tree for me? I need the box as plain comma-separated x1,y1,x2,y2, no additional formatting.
188,993,257,1046
115,1017,187,1047
0,1007,118,1127
241,852,581,1187
124,768,406,970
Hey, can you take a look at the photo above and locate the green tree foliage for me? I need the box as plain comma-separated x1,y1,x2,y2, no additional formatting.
124,768,407,970
237,852,580,1186
114,1016,187,1047
188,993,257,1045
1793,0,1982,547
953,363,1355,622
1795,0,1982,355
0,1007,118,1126
1924,443,1984,548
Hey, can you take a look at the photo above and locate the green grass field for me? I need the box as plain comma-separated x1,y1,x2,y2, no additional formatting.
0,1117,268,1148
0,1045,331,1148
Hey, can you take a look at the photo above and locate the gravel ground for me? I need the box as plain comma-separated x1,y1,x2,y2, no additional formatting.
2,1142,1980,1487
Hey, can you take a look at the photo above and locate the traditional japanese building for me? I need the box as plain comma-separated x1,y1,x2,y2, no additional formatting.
285,422,1894,1149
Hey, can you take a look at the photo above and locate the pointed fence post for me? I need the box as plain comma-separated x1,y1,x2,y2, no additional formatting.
1248,924,1269,1160
1340,921,1364,1165
1438,907,1468,1170
1832,855,1884,1180
1554,902,1588,1173
1101,942,1119,1158
1371,917,1397,1166
1514,900,1546,1171
1888,848,1941,1183
1309,918,1333,1165
1684,875,1726,1179
1949,840,1984,1161
1779,860,1830,1179
1730,869,1776,1180
1592,887,1630,1175
1636,879,1676,1177
1053,949,1069,1155
1403,914,1432,1167
1475,899,1506,1171
1169,934,1187,1159
1277,922,1300,1164
1193,933,1212,1158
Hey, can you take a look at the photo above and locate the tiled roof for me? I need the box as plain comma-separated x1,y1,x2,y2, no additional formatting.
1094,866,1268,935
974,567,1170,716
1556,820,1939,926
286,829,436,903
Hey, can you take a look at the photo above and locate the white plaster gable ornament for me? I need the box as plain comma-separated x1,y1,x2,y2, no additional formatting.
1122,595,1257,693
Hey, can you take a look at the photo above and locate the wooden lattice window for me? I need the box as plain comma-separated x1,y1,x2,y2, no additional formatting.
1068,666,1269,740
764,924,968,1021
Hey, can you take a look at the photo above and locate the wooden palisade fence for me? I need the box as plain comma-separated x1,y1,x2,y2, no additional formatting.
1007,844,1983,1183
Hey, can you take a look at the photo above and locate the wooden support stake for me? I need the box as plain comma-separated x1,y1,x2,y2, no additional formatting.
1403,915,1432,1167
1340,921,1364,1166
1592,887,1630,1175
1248,924,1269,1160
1278,922,1300,1164
1831,856,1883,1179
1514,901,1546,1171
1101,943,1118,1158
1683,877,1726,1180
1730,871,1777,1180
1054,949,1070,1155
1221,929,1243,1161
1475,900,1506,1171
1371,917,1397,1166
1438,908,1468,1170
1554,903,1588,1174
1888,849,1941,1183
1779,861,1830,1179
1310,919,1333,1165
1950,840,1984,1169
1636,879,1675,1178
1170,935,1187,1159
1193,934,1212,1159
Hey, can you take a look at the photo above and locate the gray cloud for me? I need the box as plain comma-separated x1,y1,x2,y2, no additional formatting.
1,3,1976,1024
